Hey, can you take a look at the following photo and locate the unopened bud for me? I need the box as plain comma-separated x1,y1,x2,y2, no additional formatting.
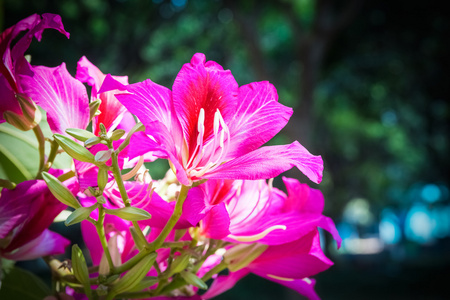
117,123,145,153
71,244,92,298
3,110,34,131
169,253,191,276
110,129,126,141
16,93,41,127
65,128,96,142
97,168,109,191
65,204,98,226
54,134,96,163
89,100,101,121
42,172,81,209
126,276,159,293
180,271,208,290
104,207,152,221
95,150,112,163
110,252,157,295
84,136,102,147
129,227,148,251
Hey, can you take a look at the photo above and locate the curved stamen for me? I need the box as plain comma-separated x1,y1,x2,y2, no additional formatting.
227,225,287,242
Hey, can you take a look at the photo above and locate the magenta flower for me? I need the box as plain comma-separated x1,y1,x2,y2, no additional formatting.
189,177,341,246
204,231,331,300
100,53,323,185
0,171,72,260
0,13,69,123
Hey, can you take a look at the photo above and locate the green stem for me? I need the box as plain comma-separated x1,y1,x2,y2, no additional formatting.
96,205,116,273
110,243,149,275
201,261,228,282
109,143,149,248
150,184,191,251
57,170,75,182
43,139,59,172
33,125,45,178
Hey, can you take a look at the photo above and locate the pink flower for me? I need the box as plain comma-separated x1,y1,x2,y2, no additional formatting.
0,170,73,260
0,13,69,123
190,178,341,246
100,53,323,185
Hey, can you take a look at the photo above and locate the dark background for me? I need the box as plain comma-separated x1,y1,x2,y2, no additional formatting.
1,0,449,299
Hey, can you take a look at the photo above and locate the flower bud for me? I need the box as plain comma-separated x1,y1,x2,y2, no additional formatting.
89,100,101,120
117,122,145,153
95,149,112,163
54,134,96,163
3,110,34,131
126,276,159,293
109,252,157,296
104,207,151,221
42,171,81,209
129,227,148,251
84,136,102,147
16,93,41,127
179,271,208,290
110,129,126,141
65,204,98,226
65,128,96,142
71,244,92,298
169,253,191,276
97,168,109,191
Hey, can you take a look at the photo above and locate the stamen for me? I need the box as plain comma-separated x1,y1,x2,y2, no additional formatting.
227,225,287,242
266,274,294,282
121,156,144,180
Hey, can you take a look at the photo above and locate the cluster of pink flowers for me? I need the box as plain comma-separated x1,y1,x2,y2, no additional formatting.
0,14,340,299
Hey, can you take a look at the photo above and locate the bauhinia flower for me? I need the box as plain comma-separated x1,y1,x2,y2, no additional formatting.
100,53,323,185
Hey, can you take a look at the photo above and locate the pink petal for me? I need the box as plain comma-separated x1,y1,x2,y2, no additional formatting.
204,141,323,183
201,202,231,239
267,277,320,300
249,231,333,279
2,229,70,261
172,53,238,152
19,63,89,134
202,269,249,299
226,81,293,158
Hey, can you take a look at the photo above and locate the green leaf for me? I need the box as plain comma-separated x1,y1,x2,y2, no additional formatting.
179,271,208,290
0,266,51,300
104,206,151,221
53,133,96,163
65,204,98,226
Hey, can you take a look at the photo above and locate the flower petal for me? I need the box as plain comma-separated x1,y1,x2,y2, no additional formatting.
172,53,238,151
202,269,249,300
226,81,292,158
201,202,231,239
19,63,89,134
203,141,323,183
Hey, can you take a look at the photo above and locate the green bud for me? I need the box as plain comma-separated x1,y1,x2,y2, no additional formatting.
224,243,268,272
105,207,151,221
110,129,126,141
65,204,98,226
96,284,108,296
65,128,96,142
99,123,107,135
84,136,102,147
126,276,159,293
180,271,208,290
96,195,107,204
3,110,34,131
88,186,101,197
71,244,92,298
95,150,112,163
129,227,147,251
117,123,145,153
89,100,101,121
54,134,96,163
109,252,157,296
97,168,109,191
169,253,191,276
103,274,120,285
42,171,81,209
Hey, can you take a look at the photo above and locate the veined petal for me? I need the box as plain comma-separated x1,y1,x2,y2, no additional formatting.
1,229,70,261
202,269,249,300
203,141,323,183
76,56,129,134
249,231,333,279
201,202,231,239
267,277,320,300
282,176,324,213
226,81,292,158
172,53,238,152
19,63,89,134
